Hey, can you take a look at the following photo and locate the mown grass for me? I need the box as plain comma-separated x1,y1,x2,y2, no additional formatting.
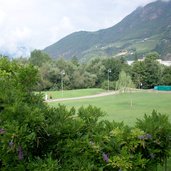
39,88,105,99
48,90,171,170
49,91,171,126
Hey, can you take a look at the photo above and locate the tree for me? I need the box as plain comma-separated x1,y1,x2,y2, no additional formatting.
143,53,161,89
85,58,105,86
102,58,123,81
161,66,171,85
131,53,162,89
131,61,145,88
115,70,135,92
29,50,51,67
0,57,171,170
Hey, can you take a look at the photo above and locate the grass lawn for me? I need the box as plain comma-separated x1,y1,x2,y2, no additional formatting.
49,91,171,126
38,88,105,99
48,90,171,170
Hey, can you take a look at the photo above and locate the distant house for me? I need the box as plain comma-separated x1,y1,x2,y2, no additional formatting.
156,59,171,66
127,59,171,66
127,61,134,65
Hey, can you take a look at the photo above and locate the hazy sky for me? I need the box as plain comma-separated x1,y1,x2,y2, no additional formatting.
0,0,156,57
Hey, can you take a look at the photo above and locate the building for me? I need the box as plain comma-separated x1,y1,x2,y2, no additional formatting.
127,59,171,66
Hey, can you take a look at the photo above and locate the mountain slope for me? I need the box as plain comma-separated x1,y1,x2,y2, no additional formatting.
44,0,171,60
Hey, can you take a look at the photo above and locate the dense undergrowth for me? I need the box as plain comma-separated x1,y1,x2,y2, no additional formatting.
0,57,171,171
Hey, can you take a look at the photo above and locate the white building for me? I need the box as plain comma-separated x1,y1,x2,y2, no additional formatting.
127,59,171,66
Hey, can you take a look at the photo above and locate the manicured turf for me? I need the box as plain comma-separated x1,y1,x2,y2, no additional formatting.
48,90,171,170
39,88,105,99
49,91,171,126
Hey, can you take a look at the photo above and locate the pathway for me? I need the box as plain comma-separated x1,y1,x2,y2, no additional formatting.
46,91,119,103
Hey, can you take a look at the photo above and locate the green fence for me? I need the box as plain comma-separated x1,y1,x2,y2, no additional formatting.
154,86,171,91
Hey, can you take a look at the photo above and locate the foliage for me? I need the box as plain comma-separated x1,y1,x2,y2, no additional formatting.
27,154,60,171
132,52,162,89
136,110,171,166
116,70,135,92
142,53,161,89
161,66,171,85
28,56,132,91
29,50,51,67
101,80,116,90
43,1,171,61
1,57,171,170
131,61,145,88
9,50,170,91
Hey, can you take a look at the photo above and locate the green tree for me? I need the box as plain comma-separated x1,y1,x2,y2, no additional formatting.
161,66,171,85
85,58,105,86
116,70,135,92
102,58,124,81
143,53,161,89
131,61,145,88
29,50,51,67
132,53,162,89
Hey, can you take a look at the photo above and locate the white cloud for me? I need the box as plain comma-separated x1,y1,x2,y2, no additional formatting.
0,10,6,25
0,0,156,57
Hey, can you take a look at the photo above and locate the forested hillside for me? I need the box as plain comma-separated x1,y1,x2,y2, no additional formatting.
44,0,171,61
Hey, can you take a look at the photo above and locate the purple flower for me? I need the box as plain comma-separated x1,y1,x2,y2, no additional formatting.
102,153,109,163
18,146,23,160
0,128,5,134
146,134,152,139
9,141,14,147
138,135,145,140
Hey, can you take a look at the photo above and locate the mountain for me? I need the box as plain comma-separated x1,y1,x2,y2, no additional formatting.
44,0,171,61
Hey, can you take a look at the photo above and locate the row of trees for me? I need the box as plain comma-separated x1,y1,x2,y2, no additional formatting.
0,57,171,170
28,50,171,91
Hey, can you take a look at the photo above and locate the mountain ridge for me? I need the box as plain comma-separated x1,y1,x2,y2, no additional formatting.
44,0,171,61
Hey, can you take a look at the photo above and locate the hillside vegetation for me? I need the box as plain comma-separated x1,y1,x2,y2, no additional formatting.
44,0,171,61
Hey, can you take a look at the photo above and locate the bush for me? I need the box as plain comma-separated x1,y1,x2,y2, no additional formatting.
1,57,171,170
101,80,116,90
136,110,171,168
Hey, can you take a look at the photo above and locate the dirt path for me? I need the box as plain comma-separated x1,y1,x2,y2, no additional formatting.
46,91,119,103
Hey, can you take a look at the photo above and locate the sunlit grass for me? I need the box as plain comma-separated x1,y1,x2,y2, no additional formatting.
49,91,171,126
38,88,105,99
48,90,171,170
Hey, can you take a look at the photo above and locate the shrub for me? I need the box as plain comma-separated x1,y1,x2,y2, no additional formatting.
1,57,171,170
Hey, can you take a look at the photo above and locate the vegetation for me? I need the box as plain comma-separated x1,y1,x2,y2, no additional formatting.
131,52,162,89
44,1,171,60
116,70,135,92
1,48,171,171
24,50,171,91
1,1,171,170
27,51,131,91
49,91,171,126
1,57,171,170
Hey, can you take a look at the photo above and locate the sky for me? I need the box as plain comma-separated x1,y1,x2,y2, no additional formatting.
0,0,157,57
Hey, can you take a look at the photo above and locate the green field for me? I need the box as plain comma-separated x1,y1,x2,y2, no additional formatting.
48,90,171,170
39,88,105,99
49,91,171,126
